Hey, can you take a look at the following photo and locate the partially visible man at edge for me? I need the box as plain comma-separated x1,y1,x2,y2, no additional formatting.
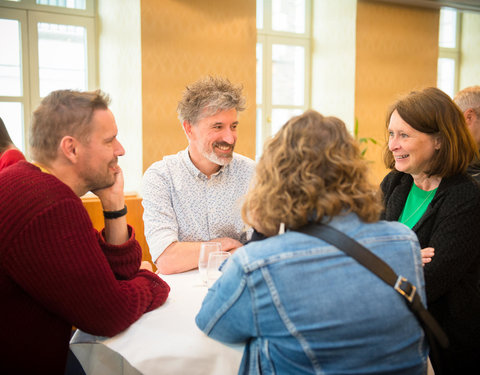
0,90,170,375
142,76,255,275
454,85,480,183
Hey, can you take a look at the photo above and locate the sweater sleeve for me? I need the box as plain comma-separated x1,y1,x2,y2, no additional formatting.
423,191,480,303
96,225,143,280
3,198,170,337
195,255,255,343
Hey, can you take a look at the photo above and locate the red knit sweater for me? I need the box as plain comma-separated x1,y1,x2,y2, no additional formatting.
0,162,170,374
0,148,25,172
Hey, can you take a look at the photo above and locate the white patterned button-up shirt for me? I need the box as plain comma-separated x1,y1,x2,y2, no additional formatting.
142,148,256,262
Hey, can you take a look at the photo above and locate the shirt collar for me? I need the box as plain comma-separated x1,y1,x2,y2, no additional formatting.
181,147,228,180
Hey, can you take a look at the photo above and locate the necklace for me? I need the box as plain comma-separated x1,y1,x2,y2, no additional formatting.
402,189,435,226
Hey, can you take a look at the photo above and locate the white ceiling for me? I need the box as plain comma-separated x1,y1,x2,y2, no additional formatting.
372,0,480,13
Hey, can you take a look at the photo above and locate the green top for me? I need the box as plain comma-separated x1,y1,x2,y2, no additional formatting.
399,183,437,229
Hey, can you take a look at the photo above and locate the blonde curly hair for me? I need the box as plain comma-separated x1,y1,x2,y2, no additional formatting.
242,110,383,237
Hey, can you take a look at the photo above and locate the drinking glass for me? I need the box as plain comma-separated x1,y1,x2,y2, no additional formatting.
207,251,231,288
198,242,221,285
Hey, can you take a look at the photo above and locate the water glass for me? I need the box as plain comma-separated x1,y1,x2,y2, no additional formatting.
207,251,231,288
198,242,221,285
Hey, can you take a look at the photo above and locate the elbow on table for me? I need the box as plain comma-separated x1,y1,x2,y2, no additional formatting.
155,256,180,275
196,314,246,345
78,317,134,338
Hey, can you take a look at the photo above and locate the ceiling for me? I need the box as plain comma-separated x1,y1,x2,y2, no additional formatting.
372,0,480,13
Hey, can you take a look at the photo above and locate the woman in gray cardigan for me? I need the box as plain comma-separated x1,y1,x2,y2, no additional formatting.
381,87,480,374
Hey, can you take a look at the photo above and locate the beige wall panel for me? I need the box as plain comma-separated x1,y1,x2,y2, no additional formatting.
355,1,439,183
459,11,480,91
311,0,357,130
98,0,143,193
140,0,257,172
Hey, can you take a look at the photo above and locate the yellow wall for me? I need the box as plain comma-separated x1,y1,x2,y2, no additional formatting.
140,0,257,172
355,0,440,183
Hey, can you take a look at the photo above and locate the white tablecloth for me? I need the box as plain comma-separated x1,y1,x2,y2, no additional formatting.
70,270,243,375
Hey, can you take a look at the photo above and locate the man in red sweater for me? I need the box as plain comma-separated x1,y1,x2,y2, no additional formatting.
0,90,170,374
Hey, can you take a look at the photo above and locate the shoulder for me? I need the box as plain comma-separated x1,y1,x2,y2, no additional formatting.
231,153,256,174
357,219,418,245
380,171,407,190
239,220,418,263
143,152,184,180
0,162,83,223
1,148,25,160
436,174,480,208
380,171,411,200
441,173,480,191
0,148,25,170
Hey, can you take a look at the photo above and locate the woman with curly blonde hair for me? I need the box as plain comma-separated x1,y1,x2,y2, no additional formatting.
196,110,428,375
243,110,382,236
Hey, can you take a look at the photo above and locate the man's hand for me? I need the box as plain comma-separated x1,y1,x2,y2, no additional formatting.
211,237,243,253
155,237,244,275
92,167,128,245
92,166,125,211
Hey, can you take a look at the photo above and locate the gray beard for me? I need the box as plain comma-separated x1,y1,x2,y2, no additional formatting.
202,150,233,166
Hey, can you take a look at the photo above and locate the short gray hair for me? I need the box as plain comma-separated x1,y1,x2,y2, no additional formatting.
454,85,480,113
176,76,246,125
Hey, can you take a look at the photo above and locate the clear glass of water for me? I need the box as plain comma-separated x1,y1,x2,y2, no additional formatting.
198,242,221,285
206,251,231,288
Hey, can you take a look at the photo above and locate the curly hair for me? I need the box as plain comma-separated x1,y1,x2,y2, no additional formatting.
30,89,110,163
383,87,477,177
242,110,383,237
176,76,245,125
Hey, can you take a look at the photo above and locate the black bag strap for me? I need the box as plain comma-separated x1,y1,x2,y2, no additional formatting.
298,223,449,349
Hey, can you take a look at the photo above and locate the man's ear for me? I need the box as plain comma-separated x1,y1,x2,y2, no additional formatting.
464,108,476,125
182,121,193,139
59,136,79,163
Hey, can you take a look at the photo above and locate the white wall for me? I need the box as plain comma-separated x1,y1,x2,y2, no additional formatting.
311,0,357,131
97,0,143,194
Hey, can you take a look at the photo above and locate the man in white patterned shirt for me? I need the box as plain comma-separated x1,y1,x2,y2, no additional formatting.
142,76,256,274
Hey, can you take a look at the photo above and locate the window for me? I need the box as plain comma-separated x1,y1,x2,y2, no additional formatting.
0,0,96,154
437,8,460,98
256,0,311,157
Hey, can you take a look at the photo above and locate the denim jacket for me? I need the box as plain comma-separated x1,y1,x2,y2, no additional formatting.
196,213,428,375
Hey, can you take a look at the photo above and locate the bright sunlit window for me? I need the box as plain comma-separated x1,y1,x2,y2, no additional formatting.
0,0,95,154
256,0,311,158
437,8,460,98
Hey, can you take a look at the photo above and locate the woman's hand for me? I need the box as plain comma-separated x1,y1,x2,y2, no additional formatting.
421,247,435,266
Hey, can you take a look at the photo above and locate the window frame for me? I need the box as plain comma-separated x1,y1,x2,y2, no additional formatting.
437,7,461,97
27,11,96,110
0,0,96,154
256,0,312,158
0,0,94,17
